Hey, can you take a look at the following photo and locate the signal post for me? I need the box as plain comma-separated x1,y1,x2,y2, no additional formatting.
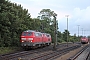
53,13,57,50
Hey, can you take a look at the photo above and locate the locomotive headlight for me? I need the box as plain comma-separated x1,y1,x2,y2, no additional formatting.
31,41,32,42
28,38,33,40
21,38,26,40
22,41,24,42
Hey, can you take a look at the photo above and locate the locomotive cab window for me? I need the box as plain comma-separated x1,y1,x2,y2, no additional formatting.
35,32,42,36
27,32,32,36
35,33,39,36
22,32,32,36
47,35,50,37
46,34,51,37
38,33,42,36
22,32,27,36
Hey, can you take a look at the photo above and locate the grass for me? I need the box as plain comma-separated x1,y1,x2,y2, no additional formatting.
0,47,21,55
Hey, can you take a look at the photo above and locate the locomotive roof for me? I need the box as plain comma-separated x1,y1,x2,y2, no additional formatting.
42,32,48,34
23,30,41,33
24,30,36,32
23,30,50,35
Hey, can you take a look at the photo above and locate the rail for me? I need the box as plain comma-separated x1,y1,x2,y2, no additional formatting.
67,44,90,60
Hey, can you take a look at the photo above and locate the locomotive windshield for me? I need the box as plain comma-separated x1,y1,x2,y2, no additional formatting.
22,32,32,36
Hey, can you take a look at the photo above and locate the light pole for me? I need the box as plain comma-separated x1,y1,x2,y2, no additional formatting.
65,15,69,47
77,25,80,42
81,28,83,37
84,30,86,36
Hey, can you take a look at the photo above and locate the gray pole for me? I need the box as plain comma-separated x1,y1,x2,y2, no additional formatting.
53,13,57,50
65,15,69,47
81,28,83,37
56,20,58,45
77,25,80,42
84,30,85,36
53,16,56,50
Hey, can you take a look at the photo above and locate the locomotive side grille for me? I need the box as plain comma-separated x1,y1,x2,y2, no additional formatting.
21,38,26,40
28,38,33,40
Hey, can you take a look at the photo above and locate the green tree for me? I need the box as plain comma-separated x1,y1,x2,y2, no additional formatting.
57,31,63,43
38,9,57,43
62,30,70,42
0,0,32,47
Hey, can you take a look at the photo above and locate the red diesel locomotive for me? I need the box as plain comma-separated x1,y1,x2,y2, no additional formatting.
81,36,89,44
20,30,52,49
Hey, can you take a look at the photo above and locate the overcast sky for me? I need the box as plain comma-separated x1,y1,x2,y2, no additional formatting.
10,0,90,36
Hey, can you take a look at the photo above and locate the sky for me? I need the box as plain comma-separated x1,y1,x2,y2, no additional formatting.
10,0,90,36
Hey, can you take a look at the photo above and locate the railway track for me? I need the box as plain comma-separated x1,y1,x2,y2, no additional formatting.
0,43,80,60
86,52,90,60
0,43,69,59
29,45,81,60
67,44,90,60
